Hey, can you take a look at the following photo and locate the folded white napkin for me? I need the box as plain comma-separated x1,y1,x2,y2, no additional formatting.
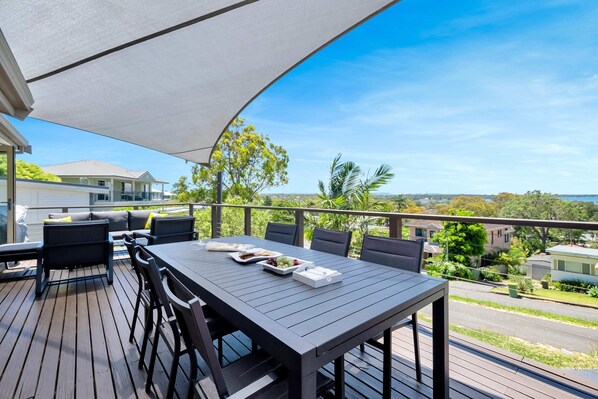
205,242,255,252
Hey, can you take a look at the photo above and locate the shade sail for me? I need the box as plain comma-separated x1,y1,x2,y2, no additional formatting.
1,0,398,165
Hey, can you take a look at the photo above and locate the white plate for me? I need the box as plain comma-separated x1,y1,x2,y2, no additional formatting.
229,248,282,264
259,258,313,275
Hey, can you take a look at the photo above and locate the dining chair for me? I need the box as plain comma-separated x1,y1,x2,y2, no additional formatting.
310,227,352,257
123,234,152,344
135,247,236,399
162,268,334,399
264,222,298,245
359,234,424,384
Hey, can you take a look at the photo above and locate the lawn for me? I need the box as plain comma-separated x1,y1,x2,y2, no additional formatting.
492,287,598,307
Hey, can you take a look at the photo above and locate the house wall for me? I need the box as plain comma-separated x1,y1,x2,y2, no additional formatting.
408,224,514,255
61,177,155,202
551,253,597,283
16,180,105,241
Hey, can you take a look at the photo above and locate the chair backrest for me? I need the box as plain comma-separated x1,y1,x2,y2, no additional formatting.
150,216,196,244
43,220,110,268
264,222,298,245
310,228,352,257
163,269,229,398
123,234,144,284
360,235,424,273
135,247,174,318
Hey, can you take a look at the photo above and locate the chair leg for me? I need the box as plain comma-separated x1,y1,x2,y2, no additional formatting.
166,340,181,399
139,303,154,369
412,313,422,382
187,346,199,399
359,342,365,352
146,326,161,392
129,288,142,343
334,355,345,399
383,328,392,399
218,337,223,365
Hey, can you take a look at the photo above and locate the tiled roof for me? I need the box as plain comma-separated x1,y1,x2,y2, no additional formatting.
42,160,167,183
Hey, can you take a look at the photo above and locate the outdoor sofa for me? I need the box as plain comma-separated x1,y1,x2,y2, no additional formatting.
48,210,154,239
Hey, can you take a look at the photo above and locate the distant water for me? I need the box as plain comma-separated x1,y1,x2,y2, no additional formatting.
560,195,598,203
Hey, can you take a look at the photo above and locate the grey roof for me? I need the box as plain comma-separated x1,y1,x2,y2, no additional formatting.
42,160,167,183
546,245,598,259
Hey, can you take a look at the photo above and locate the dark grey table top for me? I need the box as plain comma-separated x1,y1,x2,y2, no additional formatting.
146,235,448,368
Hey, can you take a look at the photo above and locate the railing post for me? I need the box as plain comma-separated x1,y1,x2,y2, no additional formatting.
211,205,221,238
389,215,403,239
295,210,304,247
244,207,252,236
188,203,195,216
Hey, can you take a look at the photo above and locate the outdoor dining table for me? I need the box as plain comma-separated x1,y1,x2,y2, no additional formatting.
145,235,449,399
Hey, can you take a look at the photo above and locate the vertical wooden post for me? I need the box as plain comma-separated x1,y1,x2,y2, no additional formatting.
188,203,195,216
389,215,403,239
244,207,252,236
295,210,304,247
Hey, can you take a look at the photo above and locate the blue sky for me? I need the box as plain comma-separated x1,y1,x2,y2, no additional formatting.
11,0,598,195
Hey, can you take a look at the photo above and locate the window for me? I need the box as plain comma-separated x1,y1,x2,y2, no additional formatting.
98,180,106,186
497,230,502,237
415,228,425,237
582,263,591,275
429,230,435,238
97,180,107,200
557,260,565,271
491,231,494,245
504,234,509,243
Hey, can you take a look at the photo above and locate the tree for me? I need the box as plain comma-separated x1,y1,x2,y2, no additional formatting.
314,154,394,232
435,195,497,217
190,118,288,202
0,159,61,182
498,191,585,253
432,210,487,266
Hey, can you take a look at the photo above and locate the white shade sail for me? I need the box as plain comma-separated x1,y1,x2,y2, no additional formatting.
1,0,398,165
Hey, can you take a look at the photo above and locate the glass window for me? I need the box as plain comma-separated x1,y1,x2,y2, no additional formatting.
429,230,435,238
504,234,509,243
565,261,582,273
415,228,425,237
557,260,565,271
497,230,502,237
582,263,590,275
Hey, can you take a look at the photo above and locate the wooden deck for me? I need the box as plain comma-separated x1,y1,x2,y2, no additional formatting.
0,251,597,399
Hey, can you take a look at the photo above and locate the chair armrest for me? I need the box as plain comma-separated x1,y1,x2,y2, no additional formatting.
133,231,156,240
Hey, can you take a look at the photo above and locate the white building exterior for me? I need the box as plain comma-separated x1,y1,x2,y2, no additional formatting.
546,245,598,284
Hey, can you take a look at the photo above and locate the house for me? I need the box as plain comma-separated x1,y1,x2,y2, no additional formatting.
405,219,515,257
546,245,598,284
42,160,168,204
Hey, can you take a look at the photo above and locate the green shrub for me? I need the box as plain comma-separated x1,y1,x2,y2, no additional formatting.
542,272,552,282
425,260,473,280
509,275,535,294
556,280,595,294
587,286,598,298
481,267,503,282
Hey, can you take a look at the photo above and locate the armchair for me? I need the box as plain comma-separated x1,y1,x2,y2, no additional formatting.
37,220,113,296
133,216,197,245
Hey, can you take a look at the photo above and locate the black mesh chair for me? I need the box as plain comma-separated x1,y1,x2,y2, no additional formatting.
310,227,352,257
135,247,236,399
359,235,424,384
134,216,197,245
162,268,334,399
123,234,153,343
264,222,298,245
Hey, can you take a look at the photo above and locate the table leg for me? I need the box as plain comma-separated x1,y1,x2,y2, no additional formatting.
383,328,392,399
432,291,449,399
288,368,316,399
334,355,345,399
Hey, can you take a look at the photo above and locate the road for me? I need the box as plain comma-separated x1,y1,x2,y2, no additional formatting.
418,280,598,353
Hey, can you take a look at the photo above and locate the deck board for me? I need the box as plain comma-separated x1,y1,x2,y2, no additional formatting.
0,255,597,399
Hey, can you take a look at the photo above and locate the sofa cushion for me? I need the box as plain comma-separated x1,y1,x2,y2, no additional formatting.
92,211,128,231
128,210,153,231
48,212,91,222
43,216,72,223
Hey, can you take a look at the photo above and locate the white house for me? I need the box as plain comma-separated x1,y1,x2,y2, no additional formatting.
546,245,598,284
43,160,168,204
